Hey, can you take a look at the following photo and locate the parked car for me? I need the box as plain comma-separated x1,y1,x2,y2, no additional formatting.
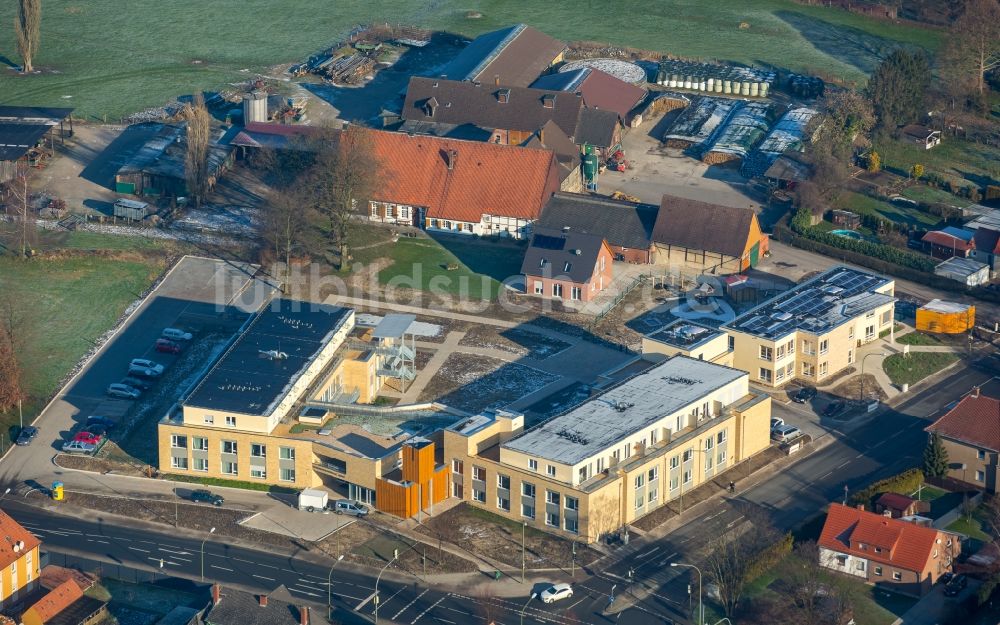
944,574,967,596
823,401,847,418
540,583,573,604
86,416,117,430
771,425,802,443
792,387,817,404
939,572,954,586
72,431,103,446
61,440,97,454
162,328,193,341
120,376,153,391
107,383,141,399
155,339,182,354
189,489,224,506
770,417,785,431
129,359,164,375
331,499,369,517
15,426,38,446
128,365,160,379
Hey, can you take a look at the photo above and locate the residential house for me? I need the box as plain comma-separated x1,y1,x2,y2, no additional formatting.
874,493,920,519
0,508,41,607
651,194,768,273
925,389,1000,491
203,584,328,625
641,320,733,367
20,578,107,625
364,129,560,238
521,227,613,303
972,227,1000,276
724,266,896,388
442,23,566,88
536,192,658,263
443,356,772,542
818,503,958,595
921,227,976,259
0,106,73,184
531,67,647,124
901,125,941,150
934,257,991,286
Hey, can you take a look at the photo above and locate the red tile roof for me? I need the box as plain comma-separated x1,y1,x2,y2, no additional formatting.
926,392,1000,451
876,492,916,511
0,508,41,569
921,231,975,252
819,503,942,573
367,129,561,223
27,579,84,622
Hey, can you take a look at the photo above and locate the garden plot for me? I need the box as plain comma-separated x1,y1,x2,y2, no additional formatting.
420,353,558,414
458,325,571,360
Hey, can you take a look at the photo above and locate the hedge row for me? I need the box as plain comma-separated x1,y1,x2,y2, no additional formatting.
848,468,924,507
746,532,795,583
789,210,935,271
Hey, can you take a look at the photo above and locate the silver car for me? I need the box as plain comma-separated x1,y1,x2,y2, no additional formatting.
331,499,369,517
540,583,573,604
107,383,141,399
62,440,97,454
129,359,164,375
162,328,193,341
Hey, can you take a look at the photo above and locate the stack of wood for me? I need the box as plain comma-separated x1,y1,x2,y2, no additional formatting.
702,151,741,165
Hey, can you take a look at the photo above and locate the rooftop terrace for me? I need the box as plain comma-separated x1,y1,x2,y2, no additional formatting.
645,320,724,350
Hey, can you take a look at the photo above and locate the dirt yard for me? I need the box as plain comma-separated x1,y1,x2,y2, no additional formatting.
319,519,477,575
458,326,571,360
828,374,888,402
418,354,558,413
415,503,600,572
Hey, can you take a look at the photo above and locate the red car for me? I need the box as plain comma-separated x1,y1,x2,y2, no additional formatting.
155,339,182,354
72,431,103,445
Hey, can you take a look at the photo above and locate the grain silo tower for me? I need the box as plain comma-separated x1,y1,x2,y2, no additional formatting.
243,91,268,124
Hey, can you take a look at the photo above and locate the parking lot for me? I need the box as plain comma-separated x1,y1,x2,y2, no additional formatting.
0,256,277,487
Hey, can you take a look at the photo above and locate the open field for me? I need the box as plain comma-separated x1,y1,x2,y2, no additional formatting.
833,190,942,229
879,137,1000,190
0,1,942,118
0,253,166,433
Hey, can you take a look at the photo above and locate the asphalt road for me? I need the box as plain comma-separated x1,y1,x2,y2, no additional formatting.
11,359,996,625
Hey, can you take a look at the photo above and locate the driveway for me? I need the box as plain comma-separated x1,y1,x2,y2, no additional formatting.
29,124,124,215
898,579,980,625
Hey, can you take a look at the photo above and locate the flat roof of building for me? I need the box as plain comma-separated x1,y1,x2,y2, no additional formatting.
372,313,417,339
184,299,352,415
502,356,745,465
724,266,894,340
645,320,724,350
920,299,971,314
935,256,989,276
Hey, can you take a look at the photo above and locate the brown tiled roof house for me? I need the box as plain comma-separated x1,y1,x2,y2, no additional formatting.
926,390,1000,491
442,24,566,88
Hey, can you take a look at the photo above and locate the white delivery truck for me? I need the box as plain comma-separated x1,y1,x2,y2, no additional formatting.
298,488,329,512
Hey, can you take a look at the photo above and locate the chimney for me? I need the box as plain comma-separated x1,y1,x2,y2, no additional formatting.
497,88,510,104
212,584,221,606
299,606,309,625
494,75,500,86
259,595,268,607
542,94,555,109
971,386,980,398
856,504,864,511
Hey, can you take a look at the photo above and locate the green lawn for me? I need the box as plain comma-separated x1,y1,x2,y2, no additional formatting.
0,0,941,119
882,352,959,386
901,185,972,208
895,331,943,346
879,137,1000,190
833,191,941,228
0,255,165,431
947,515,992,543
913,484,947,502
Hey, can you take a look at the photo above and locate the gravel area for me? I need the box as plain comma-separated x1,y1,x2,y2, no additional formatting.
318,520,477,574
458,326,571,360
418,354,558,413
828,374,888,402
415,503,600,571
55,450,148,477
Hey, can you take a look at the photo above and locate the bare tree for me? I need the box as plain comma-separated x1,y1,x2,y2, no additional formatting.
704,507,782,617
183,94,211,208
261,186,314,292
14,0,41,73
786,541,826,624
942,0,1000,102
6,166,35,258
307,125,378,268
473,584,503,625
0,297,26,413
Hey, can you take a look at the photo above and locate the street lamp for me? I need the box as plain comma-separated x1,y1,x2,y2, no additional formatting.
860,352,887,402
200,527,215,581
519,593,536,625
521,521,527,583
374,551,400,624
327,554,345,621
671,561,703,625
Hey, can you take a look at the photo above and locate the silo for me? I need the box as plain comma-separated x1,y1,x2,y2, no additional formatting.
750,82,759,97
740,81,750,96
723,80,732,94
243,91,268,124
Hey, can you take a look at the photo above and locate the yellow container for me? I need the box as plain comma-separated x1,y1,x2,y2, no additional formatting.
915,300,975,334
52,481,64,501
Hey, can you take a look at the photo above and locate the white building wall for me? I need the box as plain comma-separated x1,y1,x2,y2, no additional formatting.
819,546,868,579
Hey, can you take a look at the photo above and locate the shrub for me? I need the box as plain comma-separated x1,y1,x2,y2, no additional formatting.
867,151,882,173
849,468,924,507
986,185,1000,201
977,574,1000,607
745,532,794,582
911,163,925,180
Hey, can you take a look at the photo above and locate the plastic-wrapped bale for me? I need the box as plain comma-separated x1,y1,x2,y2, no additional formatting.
759,82,769,97
750,82,759,97
740,81,750,95
684,76,693,89
723,80,732,94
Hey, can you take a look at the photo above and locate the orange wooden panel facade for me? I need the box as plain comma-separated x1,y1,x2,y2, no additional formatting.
376,441,450,518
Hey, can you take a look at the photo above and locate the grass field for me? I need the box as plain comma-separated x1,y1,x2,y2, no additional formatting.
879,137,1000,190
883,352,959,386
834,191,941,228
895,331,943,346
0,0,942,119
0,255,165,432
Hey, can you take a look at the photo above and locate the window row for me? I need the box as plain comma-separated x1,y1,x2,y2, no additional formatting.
170,435,295,460
169,456,296,482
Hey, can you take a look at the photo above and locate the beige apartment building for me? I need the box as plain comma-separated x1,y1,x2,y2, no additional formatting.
724,266,896,388
641,320,733,366
442,356,772,542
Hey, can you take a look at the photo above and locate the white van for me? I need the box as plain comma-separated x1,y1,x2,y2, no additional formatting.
298,488,329,512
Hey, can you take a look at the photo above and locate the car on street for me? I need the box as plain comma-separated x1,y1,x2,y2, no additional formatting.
944,574,967,596
939,572,954,586
129,359,164,375
822,400,847,418
61,440,97,454
155,339,182,354
15,426,38,446
120,376,153,391
770,417,784,431
792,387,817,404
107,383,141,399
128,365,161,379
189,489,224,506
162,328,193,341
771,424,802,443
331,499,369,516
86,416,117,430
540,583,573,604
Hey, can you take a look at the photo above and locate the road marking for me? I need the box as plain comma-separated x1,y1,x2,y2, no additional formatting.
252,574,275,582
158,547,191,556
837,460,851,469
704,511,725,522
355,592,376,611
432,618,454,624
89,539,110,545
289,586,321,598
634,546,661,560
232,557,255,564
211,565,233,572
128,547,150,553
820,471,833,479
148,557,181,567
393,588,429,619
567,596,585,610
411,595,446,624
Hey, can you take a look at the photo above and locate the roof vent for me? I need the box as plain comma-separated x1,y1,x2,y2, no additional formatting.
574,249,581,255
542,94,556,109
259,350,288,360
562,226,570,233
497,88,511,104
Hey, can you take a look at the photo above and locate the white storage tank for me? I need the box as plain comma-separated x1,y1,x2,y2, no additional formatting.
243,91,268,124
